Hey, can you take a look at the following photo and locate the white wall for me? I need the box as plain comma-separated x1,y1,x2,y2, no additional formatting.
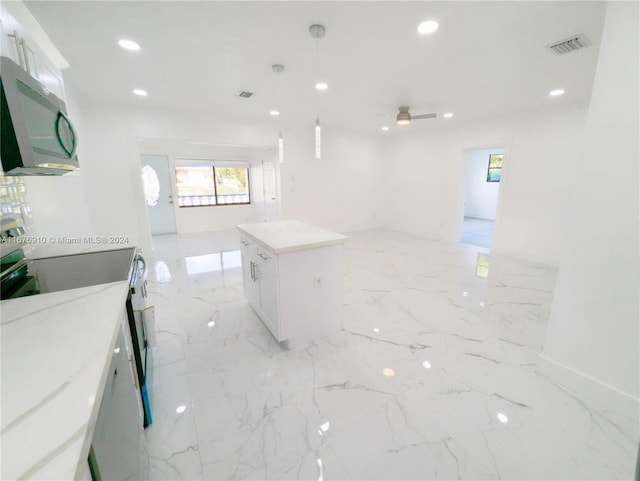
540,2,639,414
22,93,95,242
279,126,386,233
383,102,588,265
464,147,503,220
24,99,386,257
23,75,588,269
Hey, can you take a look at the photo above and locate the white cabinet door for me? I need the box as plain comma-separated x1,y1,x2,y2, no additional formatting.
92,318,147,480
258,263,279,340
40,59,65,100
0,3,64,98
240,241,260,310
18,31,40,81
0,5,23,67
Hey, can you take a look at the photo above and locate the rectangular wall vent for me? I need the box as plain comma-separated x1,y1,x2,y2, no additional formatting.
237,90,254,98
547,34,590,55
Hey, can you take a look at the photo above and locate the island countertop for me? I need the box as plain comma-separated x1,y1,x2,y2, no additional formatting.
236,220,348,254
0,281,130,481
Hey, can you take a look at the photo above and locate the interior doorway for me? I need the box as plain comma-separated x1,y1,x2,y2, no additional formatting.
460,147,503,248
140,154,177,235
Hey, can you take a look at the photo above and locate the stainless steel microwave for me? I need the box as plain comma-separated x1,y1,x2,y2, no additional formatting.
1,56,79,175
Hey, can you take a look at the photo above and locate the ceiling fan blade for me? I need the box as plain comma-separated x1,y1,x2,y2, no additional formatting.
411,113,437,120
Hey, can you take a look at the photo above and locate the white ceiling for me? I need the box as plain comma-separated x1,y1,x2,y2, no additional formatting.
24,1,607,134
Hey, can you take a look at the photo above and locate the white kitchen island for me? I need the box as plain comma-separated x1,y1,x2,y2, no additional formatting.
237,220,348,349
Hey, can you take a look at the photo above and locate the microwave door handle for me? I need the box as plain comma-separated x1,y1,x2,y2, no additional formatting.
56,111,78,158
137,254,148,284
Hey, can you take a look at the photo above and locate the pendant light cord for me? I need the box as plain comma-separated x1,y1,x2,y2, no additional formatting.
316,37,320,118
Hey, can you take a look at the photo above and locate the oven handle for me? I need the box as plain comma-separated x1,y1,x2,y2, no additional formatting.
1,258,29,283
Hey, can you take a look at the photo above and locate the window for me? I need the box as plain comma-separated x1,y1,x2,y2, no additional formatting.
175,160,250,207
487,154,503,182
141,165,160,206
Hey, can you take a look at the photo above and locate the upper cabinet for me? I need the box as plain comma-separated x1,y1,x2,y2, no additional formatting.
0,1,66,100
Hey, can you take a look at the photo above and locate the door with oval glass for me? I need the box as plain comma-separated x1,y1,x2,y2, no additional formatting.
140,154,177,235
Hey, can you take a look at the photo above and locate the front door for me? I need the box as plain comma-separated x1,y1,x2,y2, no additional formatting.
140,154,177,235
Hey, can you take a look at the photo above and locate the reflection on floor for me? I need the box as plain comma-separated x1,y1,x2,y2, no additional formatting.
461,217,494,249
144,229,636,480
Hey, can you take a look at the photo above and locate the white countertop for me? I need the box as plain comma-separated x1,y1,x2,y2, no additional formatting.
21,237,136,259
236,220,348,254
0,281,130,481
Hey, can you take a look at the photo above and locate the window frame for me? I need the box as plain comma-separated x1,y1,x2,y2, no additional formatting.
486,153,503,183
175,160,251,208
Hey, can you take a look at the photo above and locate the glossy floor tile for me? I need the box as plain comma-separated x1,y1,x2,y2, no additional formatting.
143,228,637,480
461,217,494,249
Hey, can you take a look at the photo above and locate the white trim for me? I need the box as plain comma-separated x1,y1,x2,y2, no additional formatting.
537,353,639,422
213,160,250,169
175,158,214,168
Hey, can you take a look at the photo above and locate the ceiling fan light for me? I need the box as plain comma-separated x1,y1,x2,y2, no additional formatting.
396,111,411,125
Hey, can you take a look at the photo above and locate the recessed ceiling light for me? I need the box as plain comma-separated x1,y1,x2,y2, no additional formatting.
133,89,148,97
443,112,454,119
381,126,389,131
118,39,140,51
497,412,509,423
315,82,328,91
417,20,439,35
270,110,280,116
549,89,565,97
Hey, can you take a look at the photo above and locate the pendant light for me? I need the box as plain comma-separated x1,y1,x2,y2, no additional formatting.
315,118,321,160
272,64,285,163
309,24,326,160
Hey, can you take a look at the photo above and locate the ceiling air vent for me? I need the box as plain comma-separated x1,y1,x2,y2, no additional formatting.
547,34,590,55
237,90,254,98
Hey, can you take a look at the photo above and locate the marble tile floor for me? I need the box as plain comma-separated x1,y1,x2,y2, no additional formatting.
461,217,494,249
143,228,637,480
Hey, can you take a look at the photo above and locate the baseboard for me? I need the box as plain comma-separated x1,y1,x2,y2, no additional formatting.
537,353,639,423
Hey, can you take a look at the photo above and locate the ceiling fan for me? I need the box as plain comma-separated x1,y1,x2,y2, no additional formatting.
395,106,437,125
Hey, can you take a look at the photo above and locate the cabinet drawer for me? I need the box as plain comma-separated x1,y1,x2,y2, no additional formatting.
240,236,254,250
255,246,276,271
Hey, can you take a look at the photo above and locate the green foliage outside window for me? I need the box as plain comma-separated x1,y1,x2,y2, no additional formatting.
487,154,503,182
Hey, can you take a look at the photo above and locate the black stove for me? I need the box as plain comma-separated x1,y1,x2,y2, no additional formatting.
1,247,136,300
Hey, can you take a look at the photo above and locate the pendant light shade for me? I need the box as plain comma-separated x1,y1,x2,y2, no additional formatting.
315,118,321,160
278,131,284,164
272,64,285,163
